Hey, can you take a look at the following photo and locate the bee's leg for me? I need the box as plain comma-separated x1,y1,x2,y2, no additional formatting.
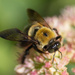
33,44,45,53
53,28,59,35
58,50,62,59
21,45,32,64
53,28,62,41
52,52,56,63
55,35,62,41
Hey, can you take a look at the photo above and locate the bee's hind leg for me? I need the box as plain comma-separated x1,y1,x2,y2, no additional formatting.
21,45,32,64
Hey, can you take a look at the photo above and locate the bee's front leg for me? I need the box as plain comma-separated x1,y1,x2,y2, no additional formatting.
53,28,59,35
53,28,62,41
52,52,56,63
55,35,62,41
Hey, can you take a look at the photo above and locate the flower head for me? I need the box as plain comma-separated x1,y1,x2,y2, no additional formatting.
15,6,75,75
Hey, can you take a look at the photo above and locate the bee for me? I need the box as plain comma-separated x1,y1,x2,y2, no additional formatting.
0,9,62,64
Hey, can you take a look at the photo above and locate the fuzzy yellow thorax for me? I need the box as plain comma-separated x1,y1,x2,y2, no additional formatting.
35,27,56,48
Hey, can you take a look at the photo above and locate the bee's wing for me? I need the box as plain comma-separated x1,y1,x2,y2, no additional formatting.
0,28,37,43
27,9,51,29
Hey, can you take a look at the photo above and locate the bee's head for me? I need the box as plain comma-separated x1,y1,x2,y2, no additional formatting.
43,40,61,53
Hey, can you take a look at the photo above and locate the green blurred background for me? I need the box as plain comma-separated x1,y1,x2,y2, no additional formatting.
0,0,75,75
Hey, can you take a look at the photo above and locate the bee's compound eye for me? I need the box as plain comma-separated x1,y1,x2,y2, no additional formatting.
43,32,48,36
43,45,48,51
44,45,47,49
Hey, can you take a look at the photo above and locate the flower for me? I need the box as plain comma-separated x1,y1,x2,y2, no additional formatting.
15,46,70,75
72,68,75,73
62,71,69,75
30,70,38,75
61,6,75,26
44,62,52,68
15,6,75,75
15,65,25,74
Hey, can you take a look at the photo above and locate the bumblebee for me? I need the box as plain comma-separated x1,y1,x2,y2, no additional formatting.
0,9,62,64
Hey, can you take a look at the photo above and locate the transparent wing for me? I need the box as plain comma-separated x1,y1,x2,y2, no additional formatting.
27,9,51,28
0,28,35,42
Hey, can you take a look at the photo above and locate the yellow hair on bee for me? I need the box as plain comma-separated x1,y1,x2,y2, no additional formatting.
35,27,56,47
28,23,43,37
